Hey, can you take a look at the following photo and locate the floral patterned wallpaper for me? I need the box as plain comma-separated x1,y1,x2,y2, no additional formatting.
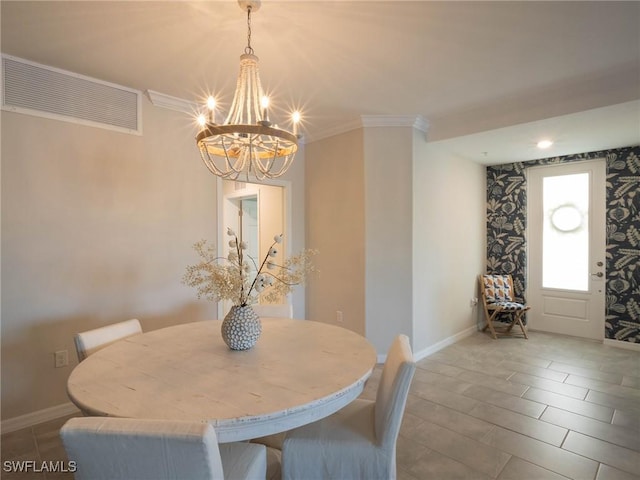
486,146,640,343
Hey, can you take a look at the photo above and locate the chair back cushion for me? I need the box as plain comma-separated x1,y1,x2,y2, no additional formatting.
482,275,514,303
374,334,416,449
74,318,142,362
60,417,223,480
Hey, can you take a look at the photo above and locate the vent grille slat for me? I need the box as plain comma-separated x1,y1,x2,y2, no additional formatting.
2,55,141,134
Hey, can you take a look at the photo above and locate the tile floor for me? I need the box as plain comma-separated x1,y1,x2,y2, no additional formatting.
2,331,639,479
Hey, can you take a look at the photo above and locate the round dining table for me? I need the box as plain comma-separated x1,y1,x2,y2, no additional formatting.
67,319,377,442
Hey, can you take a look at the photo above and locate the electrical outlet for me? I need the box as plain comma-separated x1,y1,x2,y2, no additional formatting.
54,350,69,368
470,297,478,307
336,310,343,323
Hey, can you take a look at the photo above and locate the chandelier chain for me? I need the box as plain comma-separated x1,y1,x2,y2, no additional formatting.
245,6,254,55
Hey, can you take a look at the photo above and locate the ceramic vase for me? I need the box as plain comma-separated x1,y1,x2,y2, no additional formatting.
221,305,262,350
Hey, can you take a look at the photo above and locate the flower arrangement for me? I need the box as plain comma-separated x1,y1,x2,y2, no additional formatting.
183,228,316,307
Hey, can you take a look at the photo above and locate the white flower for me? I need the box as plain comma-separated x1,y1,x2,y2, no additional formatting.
184,232,316,307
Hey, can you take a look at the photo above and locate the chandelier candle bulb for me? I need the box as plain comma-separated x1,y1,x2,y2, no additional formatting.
260,96,269,123
207,96,216,123
292,111,301,136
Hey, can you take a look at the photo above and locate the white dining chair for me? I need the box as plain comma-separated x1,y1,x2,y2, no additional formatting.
282,334,416,480
60,417,267,480
252,303,293,319
74,318,142,362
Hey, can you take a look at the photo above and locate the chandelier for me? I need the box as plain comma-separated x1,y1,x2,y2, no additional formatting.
195,0,301,181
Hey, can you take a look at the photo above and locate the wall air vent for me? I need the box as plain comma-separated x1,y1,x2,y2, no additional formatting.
1,54,141,135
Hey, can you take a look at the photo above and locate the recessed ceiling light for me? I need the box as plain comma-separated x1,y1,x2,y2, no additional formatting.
537,139,553,149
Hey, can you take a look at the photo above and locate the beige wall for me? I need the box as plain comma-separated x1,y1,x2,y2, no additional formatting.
305,130,366,333
364,127,414,354
1,96,306,421
1,100,217,419
412,141,486,352
305,124,486,358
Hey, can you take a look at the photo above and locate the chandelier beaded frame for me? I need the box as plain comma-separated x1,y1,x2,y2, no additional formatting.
196,0,299,181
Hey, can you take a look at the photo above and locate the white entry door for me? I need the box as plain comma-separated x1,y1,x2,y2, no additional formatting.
527,159,606,340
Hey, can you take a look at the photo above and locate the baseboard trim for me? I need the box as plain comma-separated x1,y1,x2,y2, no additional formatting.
377,325,478,363
413,325,478,362
603,338,640,351
1,402,80,434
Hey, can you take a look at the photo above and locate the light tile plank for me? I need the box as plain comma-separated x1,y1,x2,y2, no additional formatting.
621,375,640,389
509,372,588,400
407,448,493,480
457,371,529,397
481,426,598,479
596,464,640,480
469,403,568,446
586,390,640,415
407,396,494,441
523,387,614,423
497,456,569,480
548,361,624,384
462,384,547,418
563,431,640,476
499,360,569,383
411,421,512,477
612,409,640,430
566,375,640,400
411,379,481,413
541,407,640,451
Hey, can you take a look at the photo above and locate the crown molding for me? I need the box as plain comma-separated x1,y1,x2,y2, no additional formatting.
307,115,429,143
146,89,197,114
143,91,429,143
360,114,429,133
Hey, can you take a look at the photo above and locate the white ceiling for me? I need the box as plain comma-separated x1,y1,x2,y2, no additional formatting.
2,1,639,165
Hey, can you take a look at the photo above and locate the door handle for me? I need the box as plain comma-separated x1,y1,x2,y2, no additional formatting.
591,272,604,278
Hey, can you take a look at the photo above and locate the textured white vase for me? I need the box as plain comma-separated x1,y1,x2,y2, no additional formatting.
221,305,262,350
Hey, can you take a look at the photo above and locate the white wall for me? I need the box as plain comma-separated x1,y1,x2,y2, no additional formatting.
412,140,486,354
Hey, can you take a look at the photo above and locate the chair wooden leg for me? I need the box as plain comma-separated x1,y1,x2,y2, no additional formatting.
514,312,528,339
483,311,500,339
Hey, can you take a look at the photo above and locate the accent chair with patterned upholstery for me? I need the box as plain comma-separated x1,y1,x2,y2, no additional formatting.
479,274,530,339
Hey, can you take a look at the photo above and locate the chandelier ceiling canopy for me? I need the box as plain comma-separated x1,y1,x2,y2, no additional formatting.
195,0,301,181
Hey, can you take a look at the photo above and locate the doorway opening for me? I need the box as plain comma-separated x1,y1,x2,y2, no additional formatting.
217,179,291,318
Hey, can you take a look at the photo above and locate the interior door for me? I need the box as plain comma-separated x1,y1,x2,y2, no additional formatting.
527,159,606,340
